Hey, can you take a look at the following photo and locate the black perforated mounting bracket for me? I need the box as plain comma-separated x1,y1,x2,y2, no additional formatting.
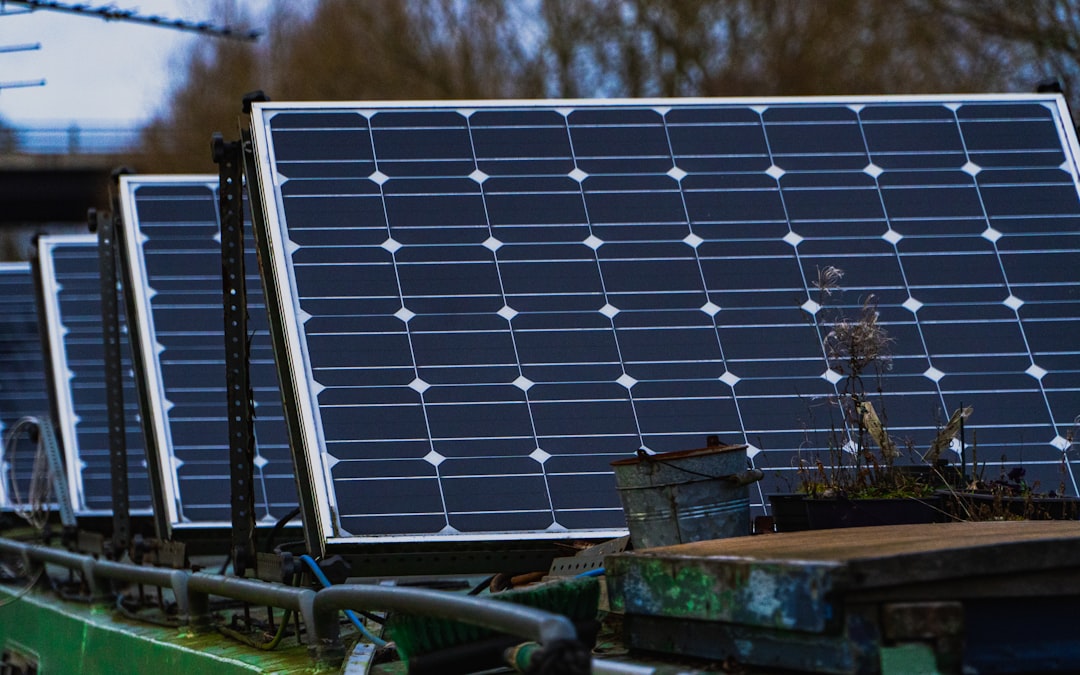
238,92,321,559
90,207,131,558
212,133,257,577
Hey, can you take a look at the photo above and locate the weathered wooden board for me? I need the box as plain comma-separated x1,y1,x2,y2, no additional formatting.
609,522,1080,628
607,522,1080,673
642,521,1080,563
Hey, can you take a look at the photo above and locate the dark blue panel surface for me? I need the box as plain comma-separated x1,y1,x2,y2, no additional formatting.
119,177,297,530
252,97,1080,544
0,264,51,511
36,237,152,515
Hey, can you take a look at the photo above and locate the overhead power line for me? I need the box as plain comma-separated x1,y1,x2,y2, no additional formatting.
0,78,45,90
0,0,261,41
0,42,40,53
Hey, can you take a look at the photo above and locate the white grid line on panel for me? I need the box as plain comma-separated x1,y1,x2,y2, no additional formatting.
255,99,1080,541
852,107,951,426
40,238,152,516
561,114,648,452
463,112,559,527
124,179,297,526
363,126,454,537
755,108,848,453
950,107,1076,492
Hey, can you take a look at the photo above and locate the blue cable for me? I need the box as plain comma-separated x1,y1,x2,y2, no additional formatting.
300,554,387,647
577,567,605,578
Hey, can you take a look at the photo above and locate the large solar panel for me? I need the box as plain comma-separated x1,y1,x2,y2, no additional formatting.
248,95,1080,548
35,235,153,516
0,262,52,511
117,175,297,532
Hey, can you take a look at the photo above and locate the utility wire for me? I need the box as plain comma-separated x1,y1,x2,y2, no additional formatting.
0,41,44,91
0,78,44,91
1,0,261,41
0,42,40,53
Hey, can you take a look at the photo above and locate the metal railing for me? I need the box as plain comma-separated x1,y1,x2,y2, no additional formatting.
0,124,141,155
0,536,596,671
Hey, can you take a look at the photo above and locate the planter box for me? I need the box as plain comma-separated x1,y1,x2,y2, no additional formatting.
941,491,1080,521
767,493,810,532
804,496,947,529
769,493,947,531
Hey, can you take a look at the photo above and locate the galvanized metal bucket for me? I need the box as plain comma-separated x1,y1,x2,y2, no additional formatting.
611,439,760,549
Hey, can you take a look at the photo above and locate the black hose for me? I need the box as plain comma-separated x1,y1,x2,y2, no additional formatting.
525,638,591,675
263,506,301,553
468,574,497,596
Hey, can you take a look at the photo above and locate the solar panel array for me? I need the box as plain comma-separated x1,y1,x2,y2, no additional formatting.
35,235,153,516
248,96,1080,547
0,263,52,511
118,176,297,531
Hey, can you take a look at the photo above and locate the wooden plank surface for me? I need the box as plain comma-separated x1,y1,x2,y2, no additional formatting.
607,521,1080,632
643,521,1080,563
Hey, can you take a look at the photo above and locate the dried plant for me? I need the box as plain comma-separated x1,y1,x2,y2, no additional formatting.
812,264,845,297
823,294,893,388
792,267,965,500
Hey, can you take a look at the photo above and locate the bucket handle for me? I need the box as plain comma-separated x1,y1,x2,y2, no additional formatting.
724,469,765,487
638,452,764,486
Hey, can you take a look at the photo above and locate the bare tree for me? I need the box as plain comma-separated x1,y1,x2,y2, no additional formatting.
136,0,1073,172
137,0,551,172
927,0,1080,109
269,0,545,101
137,0,267,172
536,0,1024,98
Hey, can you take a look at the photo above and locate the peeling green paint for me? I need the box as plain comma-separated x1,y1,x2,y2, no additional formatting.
607,553,840,632
0,585,315,675
880,643,942,674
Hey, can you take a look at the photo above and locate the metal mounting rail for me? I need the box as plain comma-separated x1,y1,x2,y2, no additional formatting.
35,418,75,529
91,208,132,558
212,135,257,577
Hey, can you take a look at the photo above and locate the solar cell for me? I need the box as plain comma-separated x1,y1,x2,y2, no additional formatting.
0,262,52,511
248,95,1080,548
34,235,153,516
117,175,297,532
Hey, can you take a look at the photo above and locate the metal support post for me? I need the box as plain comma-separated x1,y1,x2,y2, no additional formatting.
211,134,256,577
92,208,131,559
36,419,75,529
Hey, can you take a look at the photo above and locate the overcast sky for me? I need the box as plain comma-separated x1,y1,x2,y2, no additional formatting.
0,1,264,129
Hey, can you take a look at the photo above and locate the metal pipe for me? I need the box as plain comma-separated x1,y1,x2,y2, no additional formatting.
0,539,37,580
311,584,579,667
3,541,115,599
592,659,698,675
0,539,95,593
0,538,592,669
0,540,99,599
0,538,79,567
0,541,191,619
187,572,316,638
93,559,190,620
